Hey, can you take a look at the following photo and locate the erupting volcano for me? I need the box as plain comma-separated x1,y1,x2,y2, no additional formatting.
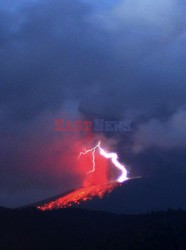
37,141,128,211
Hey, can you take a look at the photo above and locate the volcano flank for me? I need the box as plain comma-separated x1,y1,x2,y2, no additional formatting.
33,176,186,214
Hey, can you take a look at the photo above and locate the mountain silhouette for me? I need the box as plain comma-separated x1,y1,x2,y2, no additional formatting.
30,175,186,214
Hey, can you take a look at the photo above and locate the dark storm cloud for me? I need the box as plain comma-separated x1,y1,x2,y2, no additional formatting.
1,0,186,123
0,0,91,121
1,0,186,206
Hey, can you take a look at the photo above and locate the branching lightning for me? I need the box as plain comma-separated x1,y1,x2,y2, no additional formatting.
78,141,128,183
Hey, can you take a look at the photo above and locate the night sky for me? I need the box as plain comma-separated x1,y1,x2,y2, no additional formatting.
1,0,186,208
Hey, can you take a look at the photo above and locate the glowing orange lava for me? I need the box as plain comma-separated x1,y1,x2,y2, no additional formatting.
37,182,119,211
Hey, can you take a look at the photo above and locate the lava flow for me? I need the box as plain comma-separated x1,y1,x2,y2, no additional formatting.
37,141,128,211
37,182,119,211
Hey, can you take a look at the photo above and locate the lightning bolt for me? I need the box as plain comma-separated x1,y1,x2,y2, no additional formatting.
78,141,128,183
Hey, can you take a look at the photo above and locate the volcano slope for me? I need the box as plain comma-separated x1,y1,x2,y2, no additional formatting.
35,176,186,214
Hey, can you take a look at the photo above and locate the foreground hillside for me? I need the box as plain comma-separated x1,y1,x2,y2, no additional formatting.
0,208,186,249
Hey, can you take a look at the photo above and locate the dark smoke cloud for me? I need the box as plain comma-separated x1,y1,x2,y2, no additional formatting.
1,0,186,207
